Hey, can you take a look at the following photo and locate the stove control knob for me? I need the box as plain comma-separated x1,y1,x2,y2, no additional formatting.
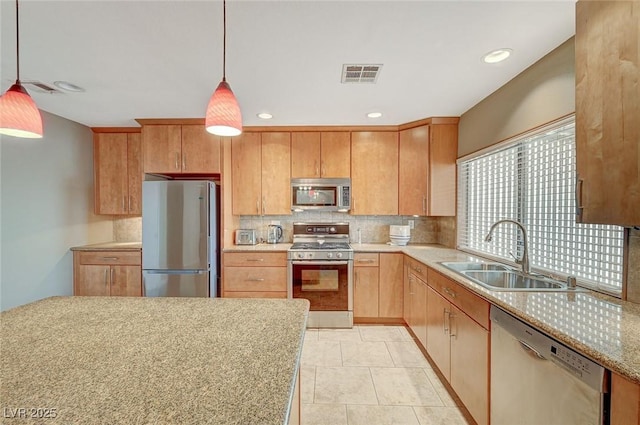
329,227,336,233
327,252,333,259
308,253,314,259
336,252,343,259
297,252,305,259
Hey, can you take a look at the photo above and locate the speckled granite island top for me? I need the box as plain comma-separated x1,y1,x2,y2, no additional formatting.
70,241,141,251
1,297,309,424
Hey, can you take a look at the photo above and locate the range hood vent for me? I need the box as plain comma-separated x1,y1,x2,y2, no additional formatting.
341,64,382,84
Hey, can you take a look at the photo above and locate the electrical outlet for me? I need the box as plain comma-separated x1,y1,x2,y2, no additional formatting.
408,220,415,229
270,220,280,225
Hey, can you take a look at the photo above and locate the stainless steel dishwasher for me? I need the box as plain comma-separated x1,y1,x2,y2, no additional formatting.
491,306,608,425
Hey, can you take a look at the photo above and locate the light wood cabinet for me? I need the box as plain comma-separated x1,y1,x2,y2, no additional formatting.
232,132,291,215
142,124,221,174
404,256,428,348
354,253,403,321
398,123,457,216
426,268,489,425
73,250,142,296
222,252,288,298
93,131,142,215
351,131,399,215
575,1,640,226
291,132,351,178
611,372,640,425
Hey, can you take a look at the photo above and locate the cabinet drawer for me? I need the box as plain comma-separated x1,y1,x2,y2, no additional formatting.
405,256,428,281
77,251,141,266
354,253,379,267
224,267,287,292
224,252,287,267
427,268,490,330
223,291,287,299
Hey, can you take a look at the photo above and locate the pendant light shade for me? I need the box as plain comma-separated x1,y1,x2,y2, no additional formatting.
205,0,242,137
205,80,242,136
0,83,43,138
0,0,43,139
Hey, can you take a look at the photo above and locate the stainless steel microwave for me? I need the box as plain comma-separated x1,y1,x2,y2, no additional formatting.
291,178,351,212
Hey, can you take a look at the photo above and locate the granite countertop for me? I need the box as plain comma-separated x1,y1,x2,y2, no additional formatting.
71,241,142,251
1,297,309,424
229,242,640,384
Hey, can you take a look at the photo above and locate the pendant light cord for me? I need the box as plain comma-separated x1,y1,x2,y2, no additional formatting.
222,0,226,82
15,0,21,82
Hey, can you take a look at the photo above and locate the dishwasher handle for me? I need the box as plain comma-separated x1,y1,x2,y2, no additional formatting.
519,340,546,360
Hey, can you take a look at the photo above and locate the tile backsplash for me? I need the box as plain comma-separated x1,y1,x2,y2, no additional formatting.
626,228,640,303
238,212,440,245
113,216,142,242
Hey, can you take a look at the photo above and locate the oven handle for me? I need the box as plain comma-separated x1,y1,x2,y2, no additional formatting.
290,260,351,266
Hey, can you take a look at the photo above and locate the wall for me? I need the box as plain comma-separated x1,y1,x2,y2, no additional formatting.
458,37,575,157
0,111,113,311
239,213,439,245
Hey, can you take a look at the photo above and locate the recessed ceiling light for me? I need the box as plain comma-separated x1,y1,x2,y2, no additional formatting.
257,112,273,120
482,48,513,64
367,112,383,118
53,81,85,92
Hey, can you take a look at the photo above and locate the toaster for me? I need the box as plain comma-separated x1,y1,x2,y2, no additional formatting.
235,229,257,245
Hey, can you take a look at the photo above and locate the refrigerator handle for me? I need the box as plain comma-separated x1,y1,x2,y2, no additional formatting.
144,270,206,275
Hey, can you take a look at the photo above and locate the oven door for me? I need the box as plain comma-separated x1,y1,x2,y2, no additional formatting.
289,260,353,311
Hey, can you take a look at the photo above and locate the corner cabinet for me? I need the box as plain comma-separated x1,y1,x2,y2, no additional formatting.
404,256,428,347
231,132,291,215
93,130,142,215
398,120,458,216
351,131,399,215
73,250,142,296
141,124,221,175
575,1,640,226
353,252,404,322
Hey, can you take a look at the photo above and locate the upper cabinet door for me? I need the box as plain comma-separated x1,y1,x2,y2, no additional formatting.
428,124,457,216
351,131,399,215
181,125,221,174
320,132,351,178
231,133,262,215
127,133,142,215
261,132,292,215
94,133,128,215
576,0,640,226
291,132,321,178
399,126,429,216
142,125,182,174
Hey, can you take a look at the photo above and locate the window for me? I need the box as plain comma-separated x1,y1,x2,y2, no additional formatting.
457,116,624,295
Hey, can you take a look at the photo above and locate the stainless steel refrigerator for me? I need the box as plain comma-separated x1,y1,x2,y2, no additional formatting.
142,180,218,297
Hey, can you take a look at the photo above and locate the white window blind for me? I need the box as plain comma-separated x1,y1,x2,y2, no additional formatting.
457,117,624,294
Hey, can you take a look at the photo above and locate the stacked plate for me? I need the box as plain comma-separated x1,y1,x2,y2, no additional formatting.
389,225,411,246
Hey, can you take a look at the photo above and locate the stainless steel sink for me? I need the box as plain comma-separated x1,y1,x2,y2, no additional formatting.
439,261,585,292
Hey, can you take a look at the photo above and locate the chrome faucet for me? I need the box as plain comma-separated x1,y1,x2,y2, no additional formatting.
484,219,531,275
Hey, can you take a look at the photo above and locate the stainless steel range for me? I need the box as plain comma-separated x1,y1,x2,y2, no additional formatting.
287,223,353,328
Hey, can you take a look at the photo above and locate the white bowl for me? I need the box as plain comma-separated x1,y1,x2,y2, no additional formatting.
389,239,409,246
390,225,411,237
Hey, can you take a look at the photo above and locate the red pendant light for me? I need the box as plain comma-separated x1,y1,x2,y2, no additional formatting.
205,0,242,137
0,0,43,139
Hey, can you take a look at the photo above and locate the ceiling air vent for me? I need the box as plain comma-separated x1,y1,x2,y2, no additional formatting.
22,80,63,94
341,64,382,84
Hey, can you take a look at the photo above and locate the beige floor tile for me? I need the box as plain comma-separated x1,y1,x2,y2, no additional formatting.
341,341,394,367
413,406,469,425
386,341,430,367
301,403,347,425
314,366,378,405
359,325,407,342
347,405,420,425
318,327,362,342
422,368,462,407
396,326,415,341
371,367,443,406
300,366,316,404
302,340,342,367
304,328,319,342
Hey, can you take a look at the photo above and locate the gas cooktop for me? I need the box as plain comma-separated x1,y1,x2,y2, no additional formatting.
290,242,352,251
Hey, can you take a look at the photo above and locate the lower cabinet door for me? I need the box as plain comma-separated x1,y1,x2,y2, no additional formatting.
450,304,489,425
111,265,142,296
354,266,379,318
410,276,427,348
426,286,451,381
75,265,110,296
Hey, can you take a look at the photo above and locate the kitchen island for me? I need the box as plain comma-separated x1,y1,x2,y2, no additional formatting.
0,296,308,424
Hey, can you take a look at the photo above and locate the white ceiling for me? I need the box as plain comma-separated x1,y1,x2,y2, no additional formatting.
0,0,576,128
